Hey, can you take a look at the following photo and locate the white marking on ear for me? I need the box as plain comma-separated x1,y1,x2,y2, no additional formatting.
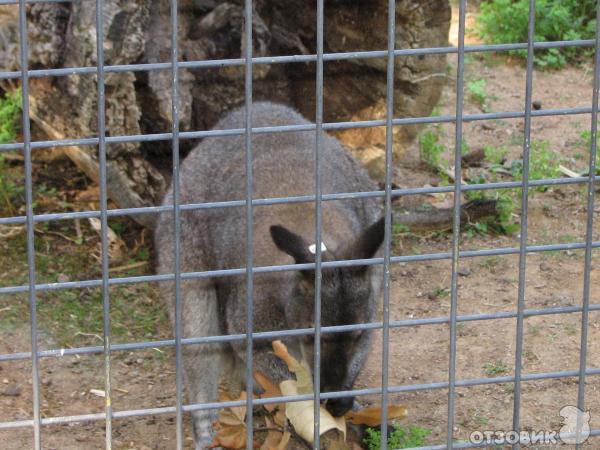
308,242,327,254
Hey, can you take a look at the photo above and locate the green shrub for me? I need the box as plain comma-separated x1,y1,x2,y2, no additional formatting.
476,0,597,68
510,140,561,191
364,424,431,450
419,130,447,170
0,88,21,144
467,79,489,110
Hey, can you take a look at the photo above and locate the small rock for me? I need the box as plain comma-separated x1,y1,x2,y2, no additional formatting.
539,262,551,272
136,358,143,364
2,385,22,397
41,378,52,387
457,267,471,277
532,100,542,110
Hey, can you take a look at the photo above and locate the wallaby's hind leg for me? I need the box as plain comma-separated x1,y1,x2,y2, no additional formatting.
179,281,223,449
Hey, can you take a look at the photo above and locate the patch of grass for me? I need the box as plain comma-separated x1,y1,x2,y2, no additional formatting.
478,255,503,271
364,424,431,450
39,284,166,347
0,230,166,347
0,88,21,144
483,361,508,376
563,323,578,336
476,0,596,68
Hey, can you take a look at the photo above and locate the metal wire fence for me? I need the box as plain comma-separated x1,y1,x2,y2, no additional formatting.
0,0,599,449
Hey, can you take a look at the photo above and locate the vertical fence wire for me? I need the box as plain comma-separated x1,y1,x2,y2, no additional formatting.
379,0,396,447
17,1,41,448
512,1,536,445
312,0,324,446
94,0,113,447
243,0,255,448
576,1,600,447
446,0,467,448
168,0,184,447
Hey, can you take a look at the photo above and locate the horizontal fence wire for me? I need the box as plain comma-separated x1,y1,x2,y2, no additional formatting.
0,176,598,226
2,300,600,362
0,106,596,153
0,0,599,448
0,39,595,82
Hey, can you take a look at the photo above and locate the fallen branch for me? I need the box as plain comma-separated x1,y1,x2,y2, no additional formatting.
393,199,498,233
558,165,581,178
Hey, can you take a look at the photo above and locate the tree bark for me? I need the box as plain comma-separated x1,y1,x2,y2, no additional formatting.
0,0,452,229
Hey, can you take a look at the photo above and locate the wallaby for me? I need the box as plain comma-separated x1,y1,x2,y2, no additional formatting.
154,102,386,449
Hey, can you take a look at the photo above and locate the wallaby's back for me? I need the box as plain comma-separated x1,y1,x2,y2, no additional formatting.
156,102,381,274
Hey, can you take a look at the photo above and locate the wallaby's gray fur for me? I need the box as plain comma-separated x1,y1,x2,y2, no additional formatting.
155,102,385,449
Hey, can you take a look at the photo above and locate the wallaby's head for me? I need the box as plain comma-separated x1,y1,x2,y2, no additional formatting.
270,217,385,416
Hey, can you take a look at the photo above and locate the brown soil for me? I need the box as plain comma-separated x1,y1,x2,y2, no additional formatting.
1,3,599,449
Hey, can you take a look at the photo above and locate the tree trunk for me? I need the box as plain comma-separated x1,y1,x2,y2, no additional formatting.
0,0,451,228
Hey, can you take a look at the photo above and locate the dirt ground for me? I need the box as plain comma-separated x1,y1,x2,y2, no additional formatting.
1,3,600,449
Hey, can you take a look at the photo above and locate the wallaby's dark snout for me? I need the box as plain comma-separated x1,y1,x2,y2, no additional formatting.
325,396,355,417
155,102,385,449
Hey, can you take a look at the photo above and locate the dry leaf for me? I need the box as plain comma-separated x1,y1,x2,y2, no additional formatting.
280,380,346,444
271,340,312,394
254,371,282,412
345,405,407,427
211,392,248,449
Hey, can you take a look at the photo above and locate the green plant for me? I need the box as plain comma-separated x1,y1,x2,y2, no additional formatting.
476,0,597,68
577,129,600,172
483,361,508,376
0,88,21,144
483,145,507,166
465,189,519,236
364,424,431,450
467,79,488,110
393,223,411,235
0,153,24,215
419,129,447,170
510,140,561,192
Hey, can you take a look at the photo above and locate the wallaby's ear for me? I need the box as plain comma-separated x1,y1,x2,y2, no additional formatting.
270,225,312,264
345,217,386,261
